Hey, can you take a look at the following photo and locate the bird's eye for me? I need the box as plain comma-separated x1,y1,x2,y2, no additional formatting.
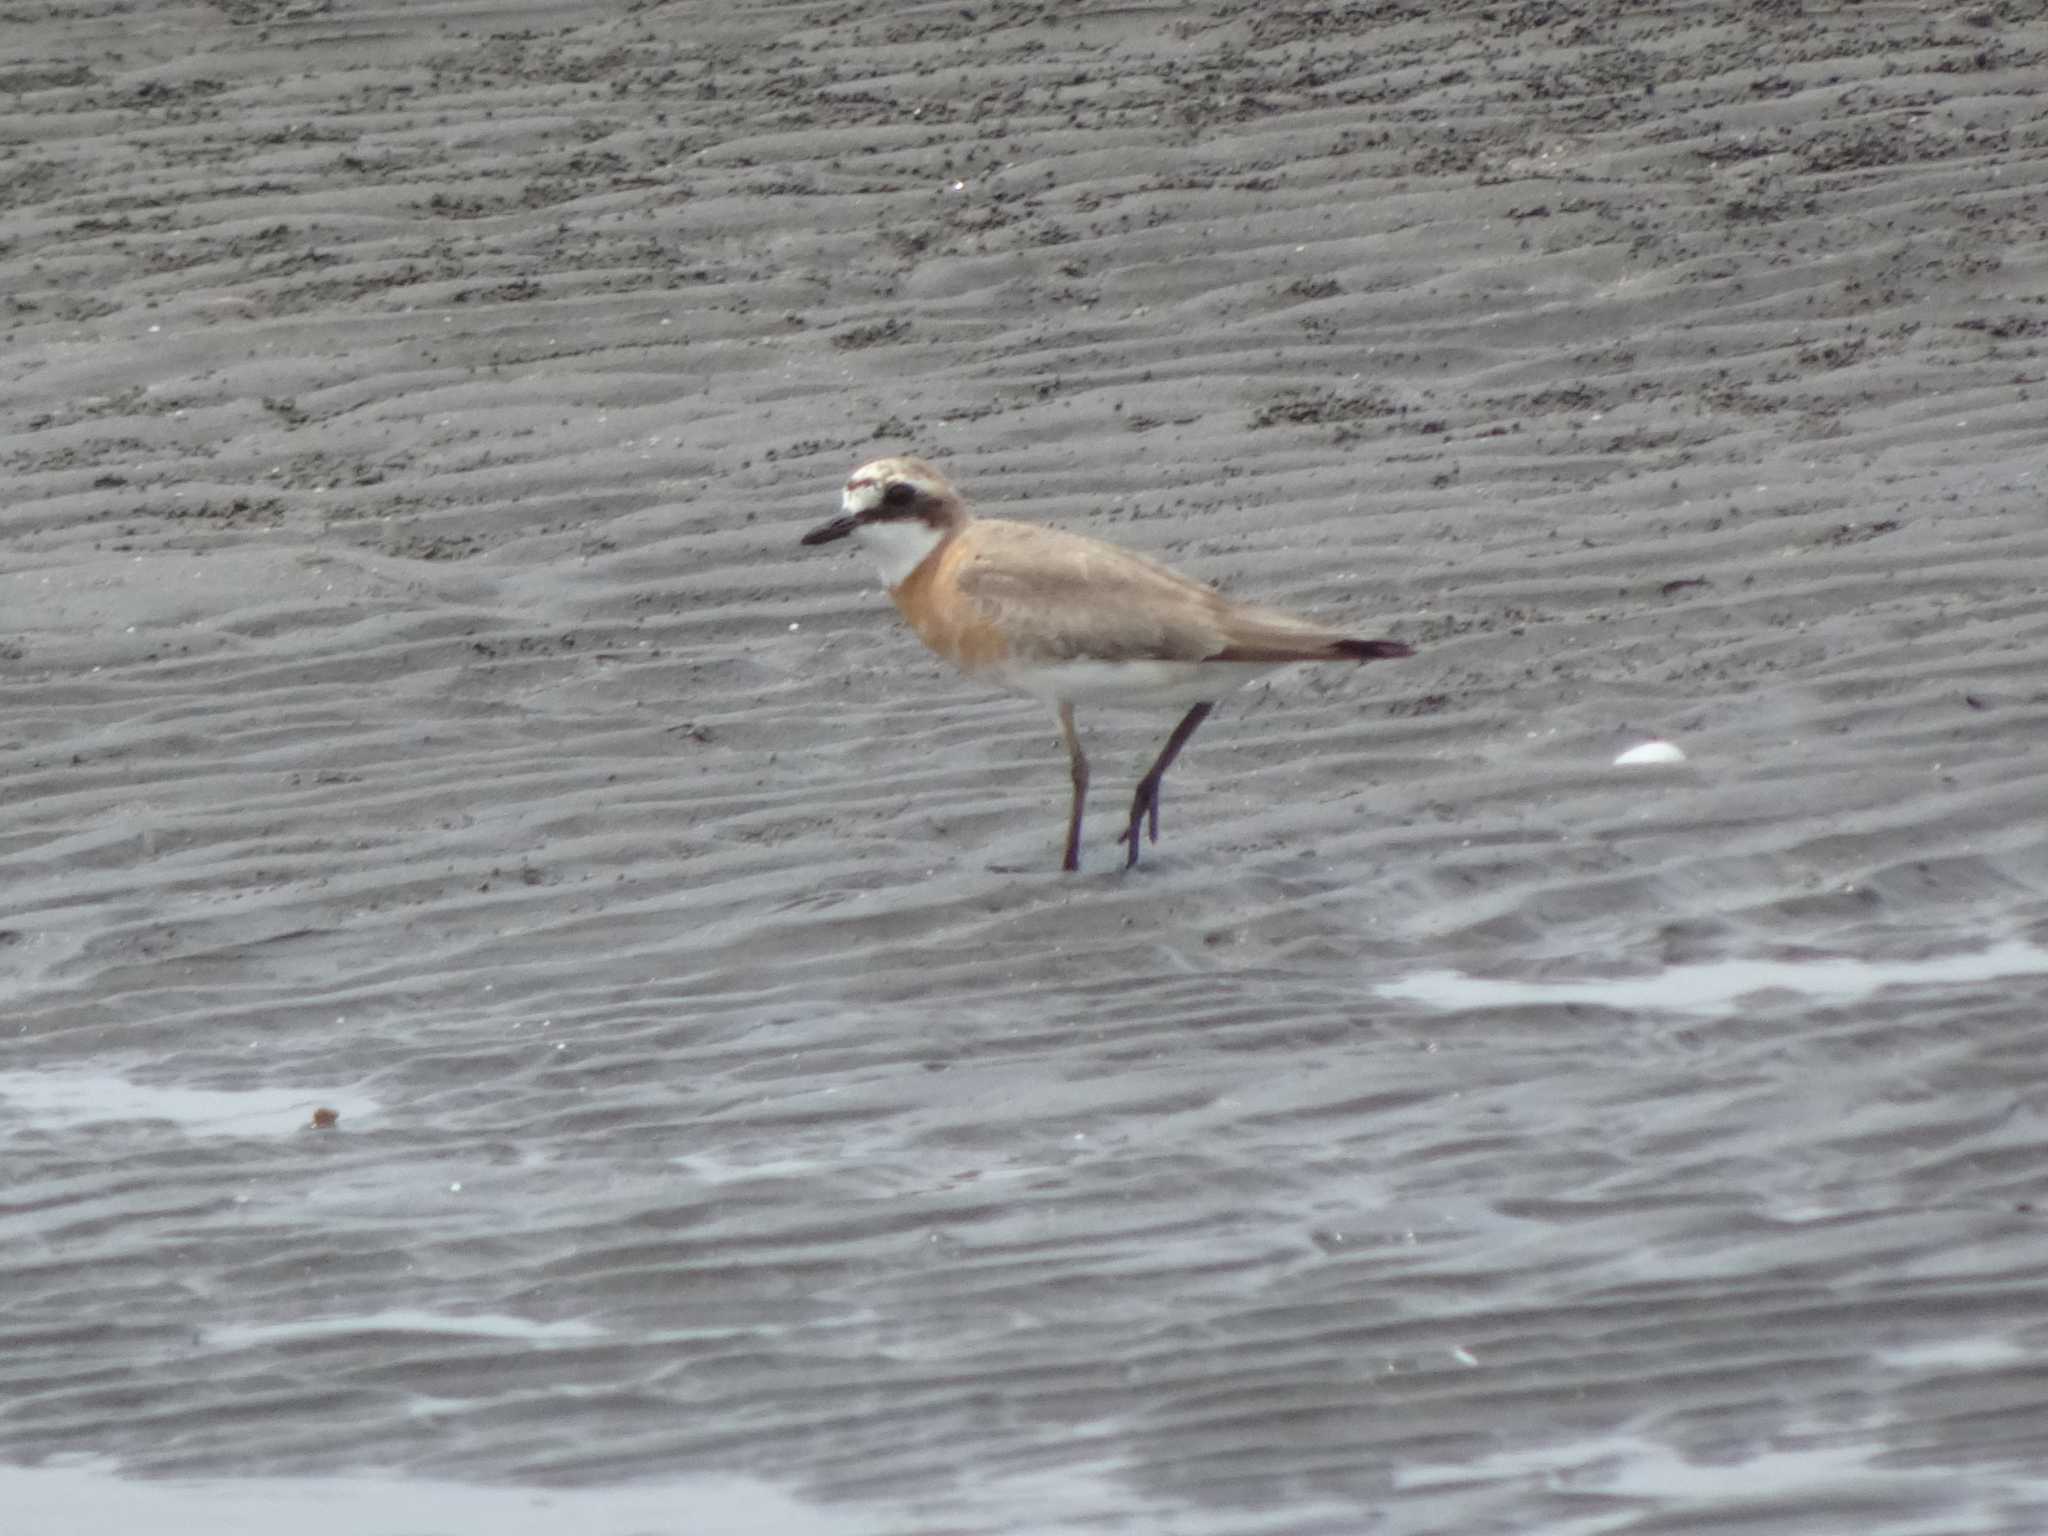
881,482,917,510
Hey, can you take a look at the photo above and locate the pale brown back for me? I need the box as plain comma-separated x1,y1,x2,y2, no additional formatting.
944,519,1364,667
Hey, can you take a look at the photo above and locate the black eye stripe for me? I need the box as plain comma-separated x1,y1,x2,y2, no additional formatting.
881,482,917,509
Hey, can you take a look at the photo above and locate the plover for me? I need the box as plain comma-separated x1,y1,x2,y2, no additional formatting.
802,456,1411,871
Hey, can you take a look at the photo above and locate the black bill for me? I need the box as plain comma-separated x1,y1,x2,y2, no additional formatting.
800,513,859,546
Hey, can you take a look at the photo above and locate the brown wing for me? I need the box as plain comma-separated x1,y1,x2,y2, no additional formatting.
952,521,1237,663
951,519,1402,666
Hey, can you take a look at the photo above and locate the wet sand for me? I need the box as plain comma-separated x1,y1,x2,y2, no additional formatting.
4,2,2047,1531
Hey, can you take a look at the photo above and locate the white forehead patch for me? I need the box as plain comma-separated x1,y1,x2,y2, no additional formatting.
842,459,943,514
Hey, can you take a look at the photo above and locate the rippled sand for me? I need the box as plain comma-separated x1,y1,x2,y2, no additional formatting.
5,2,2047,1531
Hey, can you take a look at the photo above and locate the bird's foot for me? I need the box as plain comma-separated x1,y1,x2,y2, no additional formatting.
1118,779,1162,867
1117,799,1155,869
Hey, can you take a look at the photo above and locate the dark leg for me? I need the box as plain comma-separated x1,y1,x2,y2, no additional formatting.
1120,702,1214,868
1057,702,1089,873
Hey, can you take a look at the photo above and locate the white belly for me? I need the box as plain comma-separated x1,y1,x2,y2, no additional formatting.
992,658,1282,708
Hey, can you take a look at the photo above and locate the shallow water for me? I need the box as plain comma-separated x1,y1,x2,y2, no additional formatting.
1380,937,2048,1015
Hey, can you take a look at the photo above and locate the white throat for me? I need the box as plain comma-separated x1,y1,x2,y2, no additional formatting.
856,518,948,589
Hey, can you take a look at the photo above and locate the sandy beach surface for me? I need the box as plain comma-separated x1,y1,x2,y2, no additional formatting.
4,2,2047,1531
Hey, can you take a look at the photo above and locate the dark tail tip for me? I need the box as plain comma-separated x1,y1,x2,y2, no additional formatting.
1334,638,1414,662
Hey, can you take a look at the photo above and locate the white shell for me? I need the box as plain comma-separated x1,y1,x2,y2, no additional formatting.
1614,740,1686,766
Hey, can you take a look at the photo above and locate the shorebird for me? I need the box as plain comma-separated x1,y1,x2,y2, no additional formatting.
801,456,1411,872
